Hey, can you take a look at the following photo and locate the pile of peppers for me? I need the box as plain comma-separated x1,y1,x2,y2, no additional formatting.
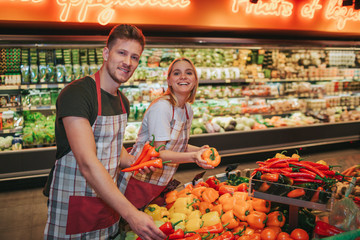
252,152,347,203
121,135,168,174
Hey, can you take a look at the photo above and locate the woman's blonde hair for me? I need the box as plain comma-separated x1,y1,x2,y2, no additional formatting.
162,57,198,106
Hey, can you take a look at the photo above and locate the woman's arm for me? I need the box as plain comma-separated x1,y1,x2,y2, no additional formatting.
63,116,165,240
154,141,213,169
186,144,209,152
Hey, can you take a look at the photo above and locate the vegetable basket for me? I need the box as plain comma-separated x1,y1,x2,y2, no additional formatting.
249,176,336,211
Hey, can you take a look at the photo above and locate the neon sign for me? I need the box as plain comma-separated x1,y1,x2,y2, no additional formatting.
325,0,360,30
232,0,293,17
301,0,322,19
57,0,191,25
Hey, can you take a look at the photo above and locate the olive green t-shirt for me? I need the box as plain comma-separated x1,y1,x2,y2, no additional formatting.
55,76,130,159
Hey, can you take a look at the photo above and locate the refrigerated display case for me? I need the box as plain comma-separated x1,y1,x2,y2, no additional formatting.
0,35,359,181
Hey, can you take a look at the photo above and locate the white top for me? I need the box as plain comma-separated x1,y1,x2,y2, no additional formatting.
135,99,193,143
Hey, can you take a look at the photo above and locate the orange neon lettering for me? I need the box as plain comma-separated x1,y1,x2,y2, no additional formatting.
301,0,322,19
232,0,293,17
8,0,43,2
325,0,360,30
57,0,191,25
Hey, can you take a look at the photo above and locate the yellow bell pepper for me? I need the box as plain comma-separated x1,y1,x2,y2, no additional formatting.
173,197,193,215
160,207,170,219
144,204,162,220
201,211,221,227
188,210,202,220
171,212,187,224
186,217,203,231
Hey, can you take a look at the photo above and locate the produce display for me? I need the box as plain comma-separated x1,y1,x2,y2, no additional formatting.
22,111,55,147
121,151,360,240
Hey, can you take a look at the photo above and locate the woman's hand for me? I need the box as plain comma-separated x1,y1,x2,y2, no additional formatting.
194,148,214,169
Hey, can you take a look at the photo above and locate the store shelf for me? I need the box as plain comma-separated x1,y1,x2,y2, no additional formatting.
1,121,358,181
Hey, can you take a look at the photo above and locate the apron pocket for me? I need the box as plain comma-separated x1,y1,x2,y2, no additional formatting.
66,196,119,235
125,176,166,209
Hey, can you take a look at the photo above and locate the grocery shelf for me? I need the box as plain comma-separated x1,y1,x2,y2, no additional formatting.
1,121,359,181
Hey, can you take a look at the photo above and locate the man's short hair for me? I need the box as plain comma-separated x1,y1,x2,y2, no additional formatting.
106,24,145,50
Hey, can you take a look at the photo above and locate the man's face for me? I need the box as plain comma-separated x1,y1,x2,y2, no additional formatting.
103,38,143,84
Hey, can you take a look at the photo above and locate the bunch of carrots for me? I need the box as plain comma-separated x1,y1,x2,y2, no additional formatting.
121,135,169,174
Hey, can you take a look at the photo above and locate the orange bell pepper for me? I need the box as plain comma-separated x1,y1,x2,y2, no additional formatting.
221,210,239,229
246,211,267,229
201,188,219,203
266,211,285,227
221,196,235,212
219,193,232,204
166,190,178,205
194,182,209,188
233,192,248,203
191,187,207,199
219,185,239,195
251,198,270,213
199,201,214,215
233,200,253,222
212,204,223,216
201,147,221,167
177,187,192,198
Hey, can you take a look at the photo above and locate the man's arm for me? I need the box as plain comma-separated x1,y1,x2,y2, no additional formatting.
63,116,165,240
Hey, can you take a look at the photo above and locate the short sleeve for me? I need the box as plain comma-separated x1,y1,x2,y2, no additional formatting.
56,82,94,122
146,100,173,141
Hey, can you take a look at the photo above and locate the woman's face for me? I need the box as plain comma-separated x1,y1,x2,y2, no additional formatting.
167,60,197,98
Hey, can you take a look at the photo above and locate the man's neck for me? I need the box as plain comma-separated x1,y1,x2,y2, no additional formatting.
99,68,120,96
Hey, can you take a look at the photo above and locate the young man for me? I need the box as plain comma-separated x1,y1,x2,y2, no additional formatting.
44,24,166,240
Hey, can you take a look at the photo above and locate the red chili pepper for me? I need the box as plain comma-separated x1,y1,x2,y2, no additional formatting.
195,223,224,234
131,134,156,167
168,229,185,239
293,178,323,184
287,188,306,198
283,172,316,179
266,158,300,168
121,159,171,173
290,162,326,178
213,231,235,240
314,221,344,237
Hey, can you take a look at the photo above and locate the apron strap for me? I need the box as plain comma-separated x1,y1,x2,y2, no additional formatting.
172,105,189,121
95,72,102,116
95,71,127,115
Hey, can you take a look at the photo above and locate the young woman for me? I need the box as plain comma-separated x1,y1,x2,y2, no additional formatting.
118,57,214,209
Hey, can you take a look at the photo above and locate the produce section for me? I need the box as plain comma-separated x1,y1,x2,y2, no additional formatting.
123,151,360,240
0,36,360,181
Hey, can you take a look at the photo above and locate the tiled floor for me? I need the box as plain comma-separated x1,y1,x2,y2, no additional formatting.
0,143,359,240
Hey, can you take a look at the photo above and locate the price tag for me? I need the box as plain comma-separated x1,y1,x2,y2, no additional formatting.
225,79,231,83
3,129,10,134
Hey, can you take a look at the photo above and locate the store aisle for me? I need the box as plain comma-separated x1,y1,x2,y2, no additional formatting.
0,143,359,240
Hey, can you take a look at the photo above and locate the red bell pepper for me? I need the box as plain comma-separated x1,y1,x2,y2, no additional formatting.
195,223,224,234
206,176,221,190
314,221,344,237
168,229,185,239
212,231,235,240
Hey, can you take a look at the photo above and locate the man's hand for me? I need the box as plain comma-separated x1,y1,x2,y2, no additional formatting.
126,210,166,240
